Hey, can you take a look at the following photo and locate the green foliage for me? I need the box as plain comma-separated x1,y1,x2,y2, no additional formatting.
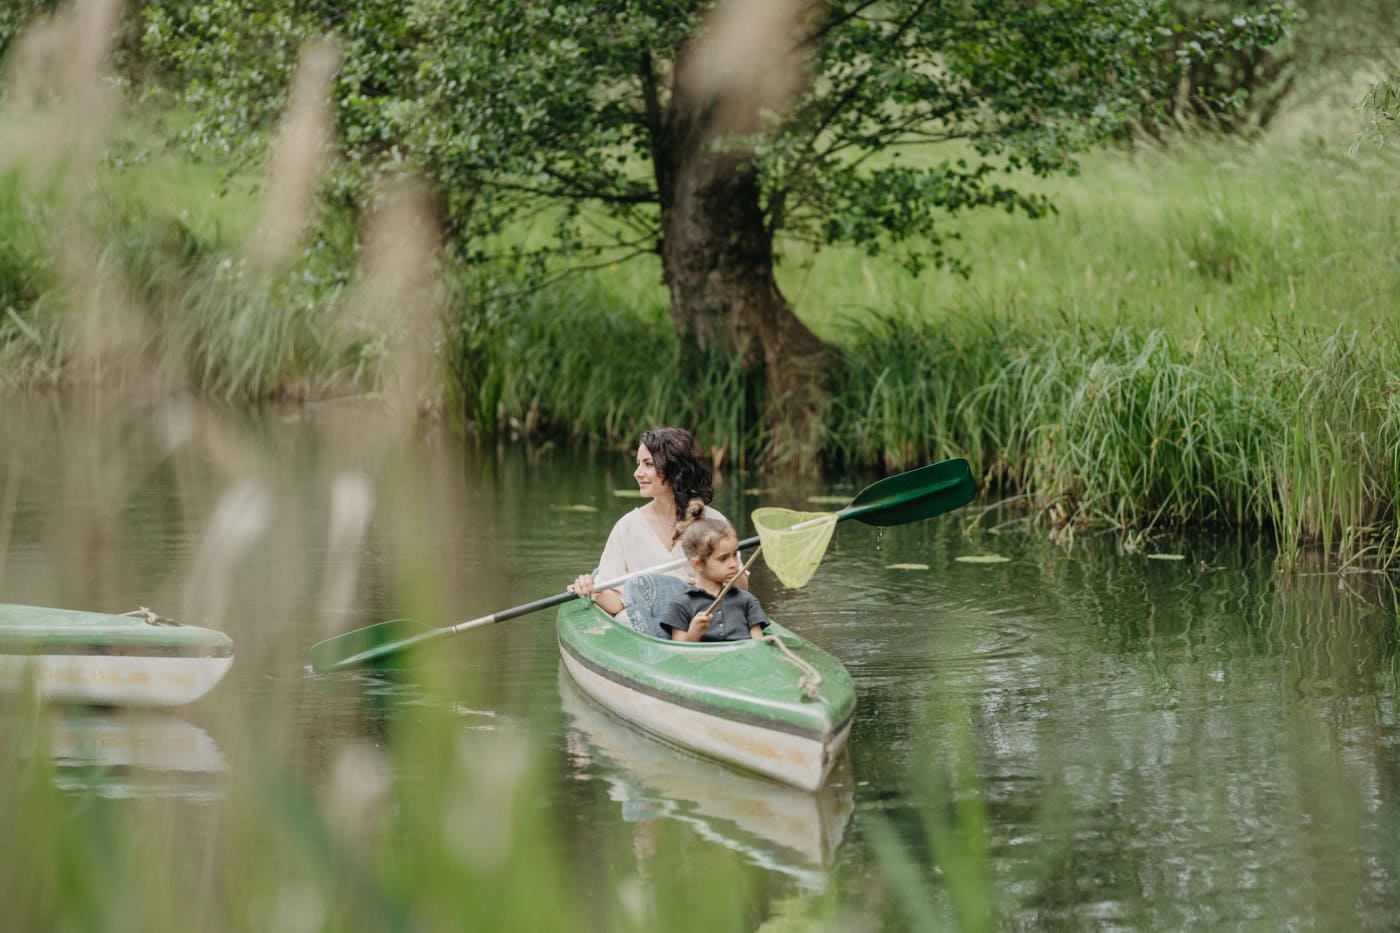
1362,71,1400,145
440,133,1400,562
1142,1,1296,134
1293,0,1400,77
141,0,1287,277
0,140,361,398
0,0,57,64
831,318,1400,563
1140,0,1399,136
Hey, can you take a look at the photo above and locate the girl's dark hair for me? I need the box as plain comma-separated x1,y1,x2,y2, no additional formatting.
639,427,713,522
677,498,736,562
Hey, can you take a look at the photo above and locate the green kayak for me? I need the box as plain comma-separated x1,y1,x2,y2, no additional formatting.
557,599,856,791
0,604,235,707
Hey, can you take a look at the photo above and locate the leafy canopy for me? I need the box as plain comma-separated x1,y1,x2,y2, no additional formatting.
143,0,1287,274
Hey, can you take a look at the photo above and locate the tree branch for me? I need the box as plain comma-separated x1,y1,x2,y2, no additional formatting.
541,166,657,204
803,0,937,144
638,52,673,205
477,247,657,303
482,175,656,206
801,0,886,50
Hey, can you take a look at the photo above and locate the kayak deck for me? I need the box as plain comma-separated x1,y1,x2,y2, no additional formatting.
0,604,234,707
557,599,855,791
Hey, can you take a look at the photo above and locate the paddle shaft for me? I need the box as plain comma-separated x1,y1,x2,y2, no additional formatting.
446,536,766,637
310,457,976,672
447,502,889,638
702,547,764,617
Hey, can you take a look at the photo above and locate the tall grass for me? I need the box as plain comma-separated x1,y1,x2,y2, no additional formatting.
777,136,1400,340
449,279,760,466
833,317,1400,564
460,282,1400,564
0,166,61,382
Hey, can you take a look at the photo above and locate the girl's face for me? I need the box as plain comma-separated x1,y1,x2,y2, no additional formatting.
634,443,670,499
691,535,740,586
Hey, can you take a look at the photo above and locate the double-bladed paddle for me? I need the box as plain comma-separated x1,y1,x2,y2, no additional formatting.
308,456,976,674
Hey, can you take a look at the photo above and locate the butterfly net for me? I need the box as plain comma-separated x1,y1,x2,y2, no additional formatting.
751,507,839,588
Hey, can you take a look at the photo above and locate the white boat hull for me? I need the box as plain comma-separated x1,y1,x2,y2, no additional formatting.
561,649,850,792
0,653,235,708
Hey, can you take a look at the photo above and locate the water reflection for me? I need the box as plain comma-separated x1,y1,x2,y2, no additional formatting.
7,396,1400,927
35,706,225,800
557,669,853,891
864,527,1400,928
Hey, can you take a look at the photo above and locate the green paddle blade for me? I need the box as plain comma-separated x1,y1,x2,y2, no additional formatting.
306,458,977,675
841,458,976,527
309,619,431,674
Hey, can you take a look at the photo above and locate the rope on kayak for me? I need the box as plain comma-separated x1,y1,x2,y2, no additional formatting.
121,607,180,626
762,635,822,701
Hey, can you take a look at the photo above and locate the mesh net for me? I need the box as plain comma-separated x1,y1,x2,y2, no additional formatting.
751,507,839,588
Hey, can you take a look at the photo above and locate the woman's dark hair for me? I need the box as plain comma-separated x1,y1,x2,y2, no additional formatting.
639,426,713,522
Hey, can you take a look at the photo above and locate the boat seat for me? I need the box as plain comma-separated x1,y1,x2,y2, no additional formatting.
620,573,688,640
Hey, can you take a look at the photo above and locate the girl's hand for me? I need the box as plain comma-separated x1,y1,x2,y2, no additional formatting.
567,574,595,598
670,611,711,642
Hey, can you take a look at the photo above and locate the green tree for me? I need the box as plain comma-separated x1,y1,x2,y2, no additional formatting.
145,1,1284,452
1145,1,1296,133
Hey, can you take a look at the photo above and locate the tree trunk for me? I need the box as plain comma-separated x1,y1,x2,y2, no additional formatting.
656,115,831,468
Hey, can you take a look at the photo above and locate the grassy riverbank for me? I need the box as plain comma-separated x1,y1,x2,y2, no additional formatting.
3,102,1399,561
457,134,1400,564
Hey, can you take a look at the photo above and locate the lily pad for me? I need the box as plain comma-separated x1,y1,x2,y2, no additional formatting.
806,495,850,505
955,554,1011,564
611,489,645,498
886,563,930,571
550,504,598,513
1146,553,1185,561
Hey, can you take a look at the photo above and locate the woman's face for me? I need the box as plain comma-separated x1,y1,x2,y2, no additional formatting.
634,443,670,499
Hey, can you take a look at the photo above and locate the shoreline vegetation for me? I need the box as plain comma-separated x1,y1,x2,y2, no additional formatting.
3,93,1399,568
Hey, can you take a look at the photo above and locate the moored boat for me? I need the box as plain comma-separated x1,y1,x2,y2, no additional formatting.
556,598,855,792
0,604,234,707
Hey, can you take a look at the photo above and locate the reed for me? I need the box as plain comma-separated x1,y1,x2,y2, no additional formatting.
833,314,1400,565
0,167,61,382
449,280,759,464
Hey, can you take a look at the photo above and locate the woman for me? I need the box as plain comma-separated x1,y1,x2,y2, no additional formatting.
568,427,745,637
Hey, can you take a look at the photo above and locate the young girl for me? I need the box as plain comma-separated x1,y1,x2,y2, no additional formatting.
658,500,771,643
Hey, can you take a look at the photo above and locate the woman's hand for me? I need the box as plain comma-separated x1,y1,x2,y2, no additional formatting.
570,573,624,616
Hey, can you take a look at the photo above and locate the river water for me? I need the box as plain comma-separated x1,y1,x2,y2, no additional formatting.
3,396,1399,930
